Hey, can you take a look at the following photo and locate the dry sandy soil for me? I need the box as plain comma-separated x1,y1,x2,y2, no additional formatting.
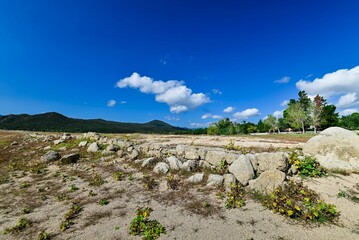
0,131,358,240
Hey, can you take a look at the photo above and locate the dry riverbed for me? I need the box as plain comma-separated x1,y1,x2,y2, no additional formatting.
0,131,358,240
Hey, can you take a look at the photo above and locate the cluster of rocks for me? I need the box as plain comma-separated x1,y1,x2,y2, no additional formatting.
39,127,359,194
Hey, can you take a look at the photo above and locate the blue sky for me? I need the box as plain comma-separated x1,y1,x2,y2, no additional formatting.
1,0,359,128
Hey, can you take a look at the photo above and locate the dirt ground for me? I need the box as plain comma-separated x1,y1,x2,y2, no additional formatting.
0,131,358,240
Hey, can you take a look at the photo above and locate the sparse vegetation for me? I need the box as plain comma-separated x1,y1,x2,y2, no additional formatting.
166,175,180,190
113,171,125,181
252,181,339,223
89,172,106,186
129,207,166,240
3,217,32,235
225,183,246,209
99,198,110,206
142,176,158,190
213,159,229,174
69,184,79,192
59,204,82,231
289,152,326,177
37,230,51,240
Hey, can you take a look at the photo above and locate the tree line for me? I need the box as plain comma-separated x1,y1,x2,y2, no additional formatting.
190,91,359,135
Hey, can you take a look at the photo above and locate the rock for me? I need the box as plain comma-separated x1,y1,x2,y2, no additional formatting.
188,173,204,183
129,150,139,160
127,146,134,152
199,160,211,169
181,160,197,171
176,145,186,156
58,147,67,151
223,174,236,189
87,142,100,152
141,157,156,168
106,144,118,152
205,149,227,166
11,141,19,146
254,152,288,173
53,139,64,145
159,180,169,192
166,156,183,170
228,155,255,186
117,150,124,157
60,153,80,164
43,146,51,151
248,170,286,194
302,127,359,172
41,151,60,162
78,141,88,147
61,133,72,140
153,162,170,174
184,146,200,160
207,174,224,187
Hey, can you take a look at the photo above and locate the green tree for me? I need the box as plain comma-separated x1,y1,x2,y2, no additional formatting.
257,119,270,133
264,115,280,133
340,112,359,130
308,95,325,134
321,105,339,129
285,102,308,133
207,124,219,135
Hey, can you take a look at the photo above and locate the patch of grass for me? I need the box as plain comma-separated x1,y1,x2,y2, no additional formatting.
69,184,79,192
129,207,166,240
252,181,339,223
21,207,32,214
225,183,246,209
289,152,326,177
338,187,359,203
19,181,31,189
57,193,71,202
88,190,97,196
99,198,109,206
166,175,180,190
3,217,32,235
224,139,249,154
142,176,158,190
184,198,221,217
113,171,125,181
89,172,106,187
37,230,51,240
59,204,82,231
212,159,229,175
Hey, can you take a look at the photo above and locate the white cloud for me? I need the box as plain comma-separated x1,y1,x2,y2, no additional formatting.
107,100,116,107
233,108,261,119
120,101,127,104
280,100,289,107
223,106,235,113
340,108,358,116
190,122,212,128
116,73,210,113
201,113,212,119
336,92,359,108
212,115,222,119
274,76,290,84
296,66,359,98
164,116,180,121
273,110,283,118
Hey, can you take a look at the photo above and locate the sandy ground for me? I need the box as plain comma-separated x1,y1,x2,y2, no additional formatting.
0,131,358,240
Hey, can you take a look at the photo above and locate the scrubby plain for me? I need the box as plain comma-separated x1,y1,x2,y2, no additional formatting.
0,130,359,240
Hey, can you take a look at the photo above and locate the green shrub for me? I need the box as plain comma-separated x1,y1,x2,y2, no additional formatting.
225,183,246,209
129,207,166,240
253,181,339,223
99,199,109,206
59,204,82,231
142,176,158,190
89,172,105,186
37,230,51,240
289,152,326,177
113,171,125,181
213,159,229,175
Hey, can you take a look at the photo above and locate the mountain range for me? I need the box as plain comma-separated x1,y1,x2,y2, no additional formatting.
0,112,187,133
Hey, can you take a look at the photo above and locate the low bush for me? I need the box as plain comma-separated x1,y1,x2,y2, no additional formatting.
289,152,326,177
3,217,31,234
225,183,246,209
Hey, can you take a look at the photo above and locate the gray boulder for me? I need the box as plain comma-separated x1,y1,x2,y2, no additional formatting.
181,160,197,171
166,156,183,170
184,146,200,160
207,174,224,187
41,151,60,162
248,170,285,194
78,141,88,147
205,149,227,166
254,152,288,173
87,142,100,152
60,153,80,164
188,173,204,183
141,157,156,168
153,162,170,174
228,155,255,186
302,127,359,172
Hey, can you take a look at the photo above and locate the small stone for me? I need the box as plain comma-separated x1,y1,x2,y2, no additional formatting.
207,174,224,187
141,157,156,168
41,150,60,162
181,160,197,171
87,142,100,152
78,141,88,147
166,156,182,170
153,162,170,174
60,153,80,164
53,139,64,145
130,150,139,160
159,180,169,192
58,147,67,151
11,141,19,146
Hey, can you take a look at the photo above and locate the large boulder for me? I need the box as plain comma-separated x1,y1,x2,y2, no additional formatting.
205,149,227,166
153,162,170,174
87,142,100,152
184,146,200,160
207,174,224,187
228,155,255,186
253,152,288,173
248,170,285,194
302,127,359,172
165,156,183,170
41,151,60,162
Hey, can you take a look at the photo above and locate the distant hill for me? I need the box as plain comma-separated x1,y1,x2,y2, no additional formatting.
0,112,187,133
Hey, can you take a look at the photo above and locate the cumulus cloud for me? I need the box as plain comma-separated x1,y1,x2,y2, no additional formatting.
233,108,261,119
274,76,290,84
336,92,359,108
116,73,210,113
201,113,212,119
280,100,289,107
107,100,116,107
340,108,358,116
273,110,283,118
223,106,235,113
296,66,359,98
